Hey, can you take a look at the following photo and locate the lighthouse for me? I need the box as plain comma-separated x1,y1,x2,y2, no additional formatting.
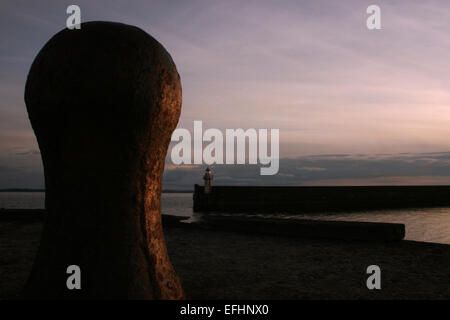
203,167,213,194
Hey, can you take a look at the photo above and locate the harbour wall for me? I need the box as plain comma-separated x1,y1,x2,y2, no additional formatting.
193,185,450,213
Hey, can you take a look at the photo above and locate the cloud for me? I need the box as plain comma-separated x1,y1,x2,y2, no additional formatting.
4,150,450,189
161,152,450,189
165,164,200,170
296,166,327,172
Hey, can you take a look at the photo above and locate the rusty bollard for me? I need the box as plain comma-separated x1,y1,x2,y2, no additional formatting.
23,21,184,299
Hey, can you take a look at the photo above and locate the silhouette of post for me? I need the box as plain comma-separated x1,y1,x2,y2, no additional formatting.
23,22,184,299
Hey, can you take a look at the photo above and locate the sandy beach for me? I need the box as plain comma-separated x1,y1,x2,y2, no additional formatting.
1,218,450,299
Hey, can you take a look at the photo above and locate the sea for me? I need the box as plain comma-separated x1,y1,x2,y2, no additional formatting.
1,192,450,245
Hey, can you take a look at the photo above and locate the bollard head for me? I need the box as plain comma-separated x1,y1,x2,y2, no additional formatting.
25,21,182,177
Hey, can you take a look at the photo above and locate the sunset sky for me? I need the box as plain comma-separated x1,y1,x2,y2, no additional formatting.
2,0,450,188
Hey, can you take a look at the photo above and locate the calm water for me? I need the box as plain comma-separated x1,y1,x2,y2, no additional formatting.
1,192,450,244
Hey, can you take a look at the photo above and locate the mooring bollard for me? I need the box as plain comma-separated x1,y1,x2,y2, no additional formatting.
23,21,184,299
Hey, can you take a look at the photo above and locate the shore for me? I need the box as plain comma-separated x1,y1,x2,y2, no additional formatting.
1,218,450,299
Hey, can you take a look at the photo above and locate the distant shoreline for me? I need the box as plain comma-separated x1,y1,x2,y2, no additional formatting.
0,188,193,193
0,189,45,192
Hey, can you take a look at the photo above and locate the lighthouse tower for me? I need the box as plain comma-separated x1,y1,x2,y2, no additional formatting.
203,167,213,194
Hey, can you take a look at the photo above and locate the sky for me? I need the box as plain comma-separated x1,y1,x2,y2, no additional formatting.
1,0,450,188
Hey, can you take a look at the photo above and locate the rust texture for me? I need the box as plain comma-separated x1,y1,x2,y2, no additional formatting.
23,21,184,299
